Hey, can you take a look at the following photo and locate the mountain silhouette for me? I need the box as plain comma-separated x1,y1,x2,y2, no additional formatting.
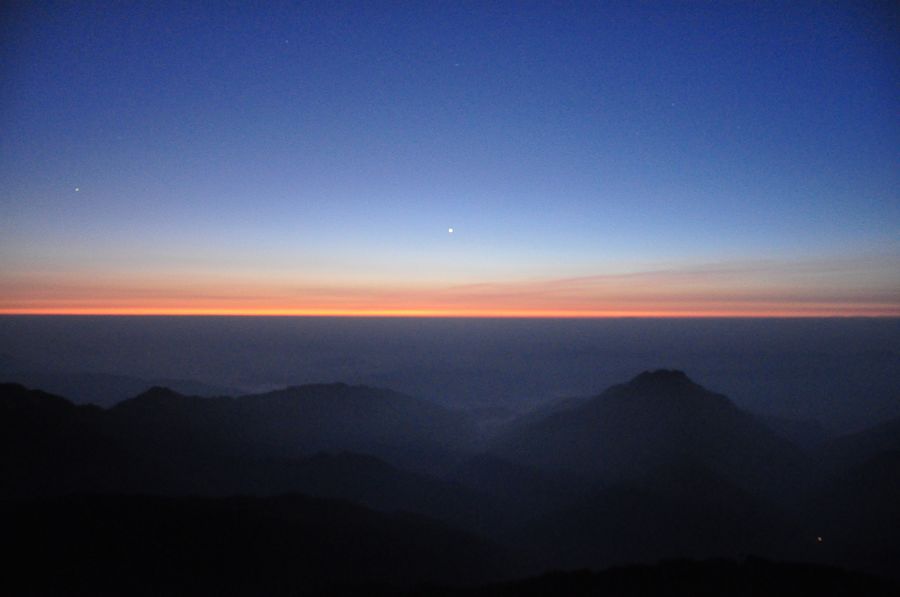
0,382,494,531
4,371,899,590
110,382,476,471
0,383,136,496
0,353,237,407
759,413,828,450
491,370,809,501
817,415,900,474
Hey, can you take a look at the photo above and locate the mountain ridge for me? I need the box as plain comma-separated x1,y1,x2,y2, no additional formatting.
491,370,809,501
4,371,898,582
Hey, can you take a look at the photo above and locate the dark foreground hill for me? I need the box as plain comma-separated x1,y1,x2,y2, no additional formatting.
1,494,516,596
449,559,899,597
3,493,896,597
510,462,802,572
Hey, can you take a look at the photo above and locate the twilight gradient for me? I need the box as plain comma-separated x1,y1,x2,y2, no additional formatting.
1,2,898,316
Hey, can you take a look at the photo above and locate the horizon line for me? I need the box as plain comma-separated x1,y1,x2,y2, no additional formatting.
2,308,898,318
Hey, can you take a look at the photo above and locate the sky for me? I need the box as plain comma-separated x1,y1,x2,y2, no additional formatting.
1,1,898,316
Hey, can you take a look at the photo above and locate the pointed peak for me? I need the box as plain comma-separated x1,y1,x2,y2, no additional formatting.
138,386,184,399
111,386,193,413
593,369,716,402
629,369,694,387
602,370,732,410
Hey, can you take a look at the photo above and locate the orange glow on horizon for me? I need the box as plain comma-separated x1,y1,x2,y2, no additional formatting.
1,306,898,318
3,258,897,318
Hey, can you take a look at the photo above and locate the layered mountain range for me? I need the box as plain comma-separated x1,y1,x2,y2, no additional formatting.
2,370,897,594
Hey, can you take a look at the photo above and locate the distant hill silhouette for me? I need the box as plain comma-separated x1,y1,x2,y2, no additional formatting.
817,415,900,474
0,353,237,406
0,382,498,532
110,382,476,470
447,453,593,529
758,413,828,451
491,370,810,502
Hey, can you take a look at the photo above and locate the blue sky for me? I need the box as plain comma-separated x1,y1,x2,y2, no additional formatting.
1,1,898,315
